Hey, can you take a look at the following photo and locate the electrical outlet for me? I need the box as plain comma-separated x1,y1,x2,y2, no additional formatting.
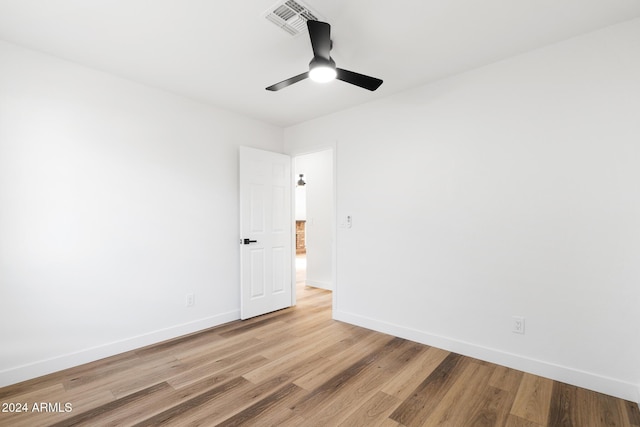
186,293,195,307
512,316,525,334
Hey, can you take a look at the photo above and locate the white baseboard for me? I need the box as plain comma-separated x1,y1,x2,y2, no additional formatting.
0,310,240,388
305,279,332,290
334,309,639,403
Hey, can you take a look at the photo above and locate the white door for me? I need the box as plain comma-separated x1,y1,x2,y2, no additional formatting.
239,146,292,319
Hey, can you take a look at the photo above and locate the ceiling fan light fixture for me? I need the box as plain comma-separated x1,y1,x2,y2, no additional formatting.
309,65,336,83
309,57,336,83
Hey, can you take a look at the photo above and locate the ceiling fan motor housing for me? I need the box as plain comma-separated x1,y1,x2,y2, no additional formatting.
309,56,336,71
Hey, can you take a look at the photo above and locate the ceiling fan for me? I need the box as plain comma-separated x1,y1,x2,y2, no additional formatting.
266,20,383,92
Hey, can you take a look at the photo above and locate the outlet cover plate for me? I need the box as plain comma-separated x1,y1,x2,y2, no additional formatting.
512,316,525,334
186,293,195,307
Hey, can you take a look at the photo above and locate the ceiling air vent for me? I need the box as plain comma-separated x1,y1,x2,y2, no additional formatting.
264,0,323,36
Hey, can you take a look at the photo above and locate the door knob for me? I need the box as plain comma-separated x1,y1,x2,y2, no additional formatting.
243,238,258,245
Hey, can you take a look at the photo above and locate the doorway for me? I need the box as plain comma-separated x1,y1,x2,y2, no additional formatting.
293,149,334,301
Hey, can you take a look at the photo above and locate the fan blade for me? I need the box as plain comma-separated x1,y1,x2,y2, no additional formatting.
266,72,309,91
336,68,383,91
307,20,331,61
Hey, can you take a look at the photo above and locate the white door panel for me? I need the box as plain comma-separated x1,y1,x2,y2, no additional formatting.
240,147,292,319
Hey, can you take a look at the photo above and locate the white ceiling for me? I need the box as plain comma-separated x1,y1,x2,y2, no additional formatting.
1,0,640,127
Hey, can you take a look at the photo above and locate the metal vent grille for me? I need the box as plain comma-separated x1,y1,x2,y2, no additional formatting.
264,0,323,36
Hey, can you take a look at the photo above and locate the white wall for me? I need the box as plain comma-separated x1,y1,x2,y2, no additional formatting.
295,186,307,221
285,18,640,402
0,41,283,386
295,150,334,290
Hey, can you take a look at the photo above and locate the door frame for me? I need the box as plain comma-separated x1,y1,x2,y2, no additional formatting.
288,143,337,313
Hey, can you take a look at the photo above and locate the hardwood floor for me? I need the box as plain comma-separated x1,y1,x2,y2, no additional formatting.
1,281,638,426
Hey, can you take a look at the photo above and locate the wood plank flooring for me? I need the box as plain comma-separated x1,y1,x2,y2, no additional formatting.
1,280,639,426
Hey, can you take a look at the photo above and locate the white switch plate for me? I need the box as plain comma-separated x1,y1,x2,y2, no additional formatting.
339,215,352,228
